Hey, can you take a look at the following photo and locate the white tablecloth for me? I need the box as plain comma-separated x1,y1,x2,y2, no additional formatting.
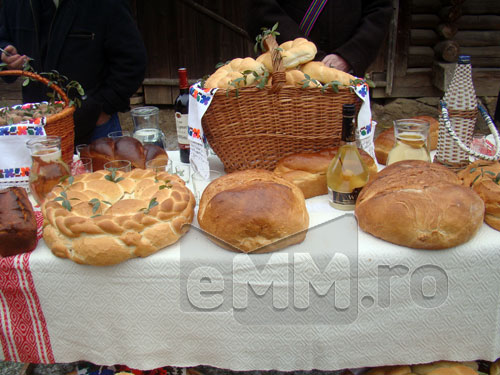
1,152,500,371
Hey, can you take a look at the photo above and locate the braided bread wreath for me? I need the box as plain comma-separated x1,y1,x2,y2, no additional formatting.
41,169,195,266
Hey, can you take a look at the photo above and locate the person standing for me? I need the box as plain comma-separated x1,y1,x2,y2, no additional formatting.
243,0,393,77
0,0,147,145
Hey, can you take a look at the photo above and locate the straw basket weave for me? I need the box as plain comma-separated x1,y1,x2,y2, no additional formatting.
202,36,360,172
0,70,75,165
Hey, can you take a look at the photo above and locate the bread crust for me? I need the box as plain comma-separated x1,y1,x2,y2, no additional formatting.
0,187,37,257
82,136,168,171
458,160,500,231
355,160,484,249
41,169,195,265
197,169,309,253
274,147,377,198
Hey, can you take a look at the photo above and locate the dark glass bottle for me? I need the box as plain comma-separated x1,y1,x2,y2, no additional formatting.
174,68,190,163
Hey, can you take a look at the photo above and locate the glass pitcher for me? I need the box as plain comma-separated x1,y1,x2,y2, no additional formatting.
130,106,166,149
26,136,70,205
386,118,431,165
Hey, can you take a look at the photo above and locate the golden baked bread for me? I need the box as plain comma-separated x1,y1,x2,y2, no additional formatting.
412,361,479,375
197,169,309,253
204,57,266,89
355,160,484,249
42,169,195,266
490,358,500,375
257,37,317,71
374,116,439,165
426,366,478,375
82,136,168,171
366,365,413,375
0,187,37,257
301,61,356,86
268,69,321,88
274,147,377,198
458,160,500,231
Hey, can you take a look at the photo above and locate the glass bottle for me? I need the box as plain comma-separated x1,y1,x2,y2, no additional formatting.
175,67,190,163
26,136,70,205
435,55,477,168
326,104,369,210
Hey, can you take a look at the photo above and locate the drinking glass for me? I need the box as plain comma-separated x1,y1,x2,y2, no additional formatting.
172,161,191,183
146,158,172,173
26,136,70,205
71,157,93,175
108,130,131,139
104,160,131,173
192,170,222,202
386,119,431,165
75,144,89,157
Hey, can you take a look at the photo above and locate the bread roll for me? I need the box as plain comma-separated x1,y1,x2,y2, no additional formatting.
366,366,412,375
197,169,309,253
374,116,439,165
0,187,37,257
355,160,484,249
82,136,168,171
412,361,479,375
268,69,321,88
274,147,377,198
204,57,266,89
427,366,478,375
301,61,356,86
458,160,500,231
42,169,195,266
257,37,317,72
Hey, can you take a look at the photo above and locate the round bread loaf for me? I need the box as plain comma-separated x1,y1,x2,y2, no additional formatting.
204,57,266,89
274,147,377,198
82,136,168,171
355,160,484,249
197,169,309,253
458,160,500,231
42,169,195,266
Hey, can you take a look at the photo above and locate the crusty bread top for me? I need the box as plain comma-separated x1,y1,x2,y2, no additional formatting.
41,169,195,265
197,169,309,253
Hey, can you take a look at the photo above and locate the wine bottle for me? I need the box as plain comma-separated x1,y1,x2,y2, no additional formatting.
326,104,369,210
174,67,190,163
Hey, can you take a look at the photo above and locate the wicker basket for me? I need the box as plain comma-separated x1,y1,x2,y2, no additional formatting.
202,36,360,172
0,70,75,165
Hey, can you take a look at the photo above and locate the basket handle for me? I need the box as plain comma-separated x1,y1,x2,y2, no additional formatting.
262,35,286,93
0,69,71,107
440,99,500,161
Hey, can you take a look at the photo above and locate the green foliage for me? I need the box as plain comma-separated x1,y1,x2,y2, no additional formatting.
254,22,280,54
105,170,125,183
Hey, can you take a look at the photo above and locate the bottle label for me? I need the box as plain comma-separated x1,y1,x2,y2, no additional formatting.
328,187,363,210
175,112,189,147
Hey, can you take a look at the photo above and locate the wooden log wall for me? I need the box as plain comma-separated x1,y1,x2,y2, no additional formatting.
409,0,500,68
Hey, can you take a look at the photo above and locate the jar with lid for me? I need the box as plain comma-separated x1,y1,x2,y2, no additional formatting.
26,136,70,205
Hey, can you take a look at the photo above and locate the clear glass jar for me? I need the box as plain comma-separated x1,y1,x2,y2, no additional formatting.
26,136,70,205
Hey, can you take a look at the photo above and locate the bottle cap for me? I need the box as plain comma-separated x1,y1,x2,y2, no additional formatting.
342,104,356,117
458,55,471,64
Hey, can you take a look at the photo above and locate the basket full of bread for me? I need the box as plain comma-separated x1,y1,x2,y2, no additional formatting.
201,29,363,172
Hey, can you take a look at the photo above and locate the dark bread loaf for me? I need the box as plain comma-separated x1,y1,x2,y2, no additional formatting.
0,187,37,257
81,136,168,171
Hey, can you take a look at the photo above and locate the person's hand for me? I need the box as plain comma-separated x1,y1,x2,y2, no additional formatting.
321,54,351,73
96,111,111,126
1,45,28,70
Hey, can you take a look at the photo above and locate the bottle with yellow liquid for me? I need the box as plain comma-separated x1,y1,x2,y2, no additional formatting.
386,118,431,165
326,104,369,210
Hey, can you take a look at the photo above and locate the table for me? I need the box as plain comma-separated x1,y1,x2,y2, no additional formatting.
1,152,500,371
